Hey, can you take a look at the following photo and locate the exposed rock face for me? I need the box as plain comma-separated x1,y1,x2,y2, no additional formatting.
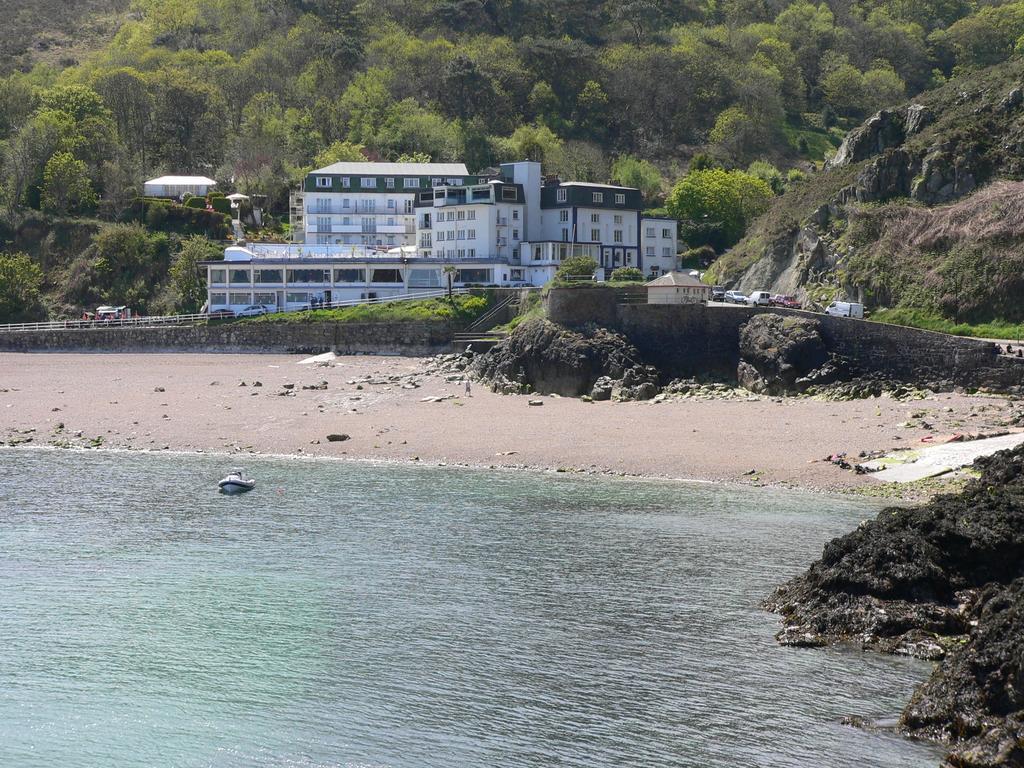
736,315,829,394
474,319,644,396
767,445,1024,766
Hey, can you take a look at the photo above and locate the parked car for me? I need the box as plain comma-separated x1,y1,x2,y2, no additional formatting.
824,301,864,318
770,294,801,309
711,286,726,302
724,290,748,304
206,309,235,319
746,290,772,306
235,304,275,317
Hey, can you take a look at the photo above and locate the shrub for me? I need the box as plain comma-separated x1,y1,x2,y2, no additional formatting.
555,255,598,280
208,196,231,215
183,195,205,209
610,267,644,282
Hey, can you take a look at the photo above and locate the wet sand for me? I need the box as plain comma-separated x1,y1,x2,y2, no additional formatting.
0,352,1018,493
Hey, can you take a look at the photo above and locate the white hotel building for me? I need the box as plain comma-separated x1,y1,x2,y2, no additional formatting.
207,161,679,313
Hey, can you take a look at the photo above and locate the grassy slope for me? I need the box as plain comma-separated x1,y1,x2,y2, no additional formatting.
709,57,1024,329
0,0,127,73
238,294,491,325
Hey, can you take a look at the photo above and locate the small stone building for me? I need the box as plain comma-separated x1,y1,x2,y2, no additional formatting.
645,272,712,304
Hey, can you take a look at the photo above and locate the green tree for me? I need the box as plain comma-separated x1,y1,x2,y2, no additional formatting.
555,255,598,280
611,155,663,202
0,251,45,323
746,160,785,195
71,224,172,313
312,140,366,168
170,235,222,312
41,152,96,215
665,168,772,250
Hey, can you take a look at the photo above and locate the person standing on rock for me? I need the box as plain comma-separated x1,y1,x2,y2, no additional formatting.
465,379,472,397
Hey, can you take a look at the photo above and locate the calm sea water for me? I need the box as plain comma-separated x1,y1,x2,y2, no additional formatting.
0,448,943,768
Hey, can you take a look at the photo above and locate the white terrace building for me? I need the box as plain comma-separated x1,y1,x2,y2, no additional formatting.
291,161,472,248
207,161,681,314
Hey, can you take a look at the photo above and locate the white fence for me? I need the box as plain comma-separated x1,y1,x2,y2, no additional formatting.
0,288,473,334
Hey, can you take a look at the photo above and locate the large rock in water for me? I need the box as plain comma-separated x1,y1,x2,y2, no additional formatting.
473,319,644,396
766,445,1024,767
737,314,828,394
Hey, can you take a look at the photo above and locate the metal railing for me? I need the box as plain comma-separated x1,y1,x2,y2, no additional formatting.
0,289,472,334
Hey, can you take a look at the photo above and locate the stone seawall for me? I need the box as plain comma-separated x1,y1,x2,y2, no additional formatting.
0,320,453,356
547,288,1024,390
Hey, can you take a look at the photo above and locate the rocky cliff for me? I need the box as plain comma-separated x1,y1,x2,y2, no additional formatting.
712,59,1024,324
767,445,1024,766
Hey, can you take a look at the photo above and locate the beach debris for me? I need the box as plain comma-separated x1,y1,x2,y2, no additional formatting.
282,383,295,390
239,381,247,386
420,395,454,403
154,386,165,392
528,399,544,406
302,381,328,390
326,433,351,442
209,381,220,386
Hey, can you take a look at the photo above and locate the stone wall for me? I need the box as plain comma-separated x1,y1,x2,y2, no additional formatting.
0,320,453,356
546,287,1024,390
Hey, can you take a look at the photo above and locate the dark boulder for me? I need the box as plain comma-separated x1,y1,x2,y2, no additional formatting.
474,319,645,397
737,314,829,394
767,444,1024,766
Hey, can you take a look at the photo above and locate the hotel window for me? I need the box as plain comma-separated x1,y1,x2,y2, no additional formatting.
209,268,226,284
468,229,476,239
592,192,604,203
315,176,331,188
556,188,567,203
387,199,396,209
559,210,568,222
341,177,350,188
615,193,625,205
502,187,517,201
562,227,569,241
404,178,419,189
613,230,623,243
512,229,519,240
646,227,655,237
228,269,251,284
286,269,330,283
253,292,276,305
209,292,227,305
591,213,599,223
334,268,365,282
361,177,375,188
468,210,476,220
662,228,672,239
467,249,475,257
343,198,351,209
457,210,465,220
614,214,623,224
457,230,466,240
512,209,519,220
386,177,395,189
591,228,600,241
254,269,283,283
458,249,466,258
229,292,251,304
286,292,309,303
447,211,455,221
408,269,440,287
371,269,403,283
663,246,672,257
645,246,655,256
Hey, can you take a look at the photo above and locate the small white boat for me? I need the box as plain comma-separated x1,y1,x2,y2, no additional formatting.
218,468,256,494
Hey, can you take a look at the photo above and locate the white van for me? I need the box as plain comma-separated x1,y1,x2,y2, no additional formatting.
825,301,864,318
747,290,772,306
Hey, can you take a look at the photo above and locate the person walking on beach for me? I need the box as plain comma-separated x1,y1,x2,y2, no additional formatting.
465,379,472,397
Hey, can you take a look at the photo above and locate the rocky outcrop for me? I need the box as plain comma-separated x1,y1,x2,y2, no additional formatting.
473,319,645,396
767,445,1024,766
827,106,930,168
736,314,833,394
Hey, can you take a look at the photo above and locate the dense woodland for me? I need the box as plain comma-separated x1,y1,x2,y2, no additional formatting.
1,0,1024,320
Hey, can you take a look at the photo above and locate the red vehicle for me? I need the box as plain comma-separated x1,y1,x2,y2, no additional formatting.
770,294,801,309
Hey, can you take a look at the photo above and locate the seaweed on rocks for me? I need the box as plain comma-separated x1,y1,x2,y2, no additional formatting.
767,445,1024,766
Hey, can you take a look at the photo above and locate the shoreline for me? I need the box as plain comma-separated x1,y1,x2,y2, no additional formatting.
2,352,1020,500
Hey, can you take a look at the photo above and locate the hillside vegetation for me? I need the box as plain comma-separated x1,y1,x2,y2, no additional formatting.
3,0,1024,321
712,56,1024,330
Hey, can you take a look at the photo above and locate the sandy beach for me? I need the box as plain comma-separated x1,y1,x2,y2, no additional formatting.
0,352,1019,493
